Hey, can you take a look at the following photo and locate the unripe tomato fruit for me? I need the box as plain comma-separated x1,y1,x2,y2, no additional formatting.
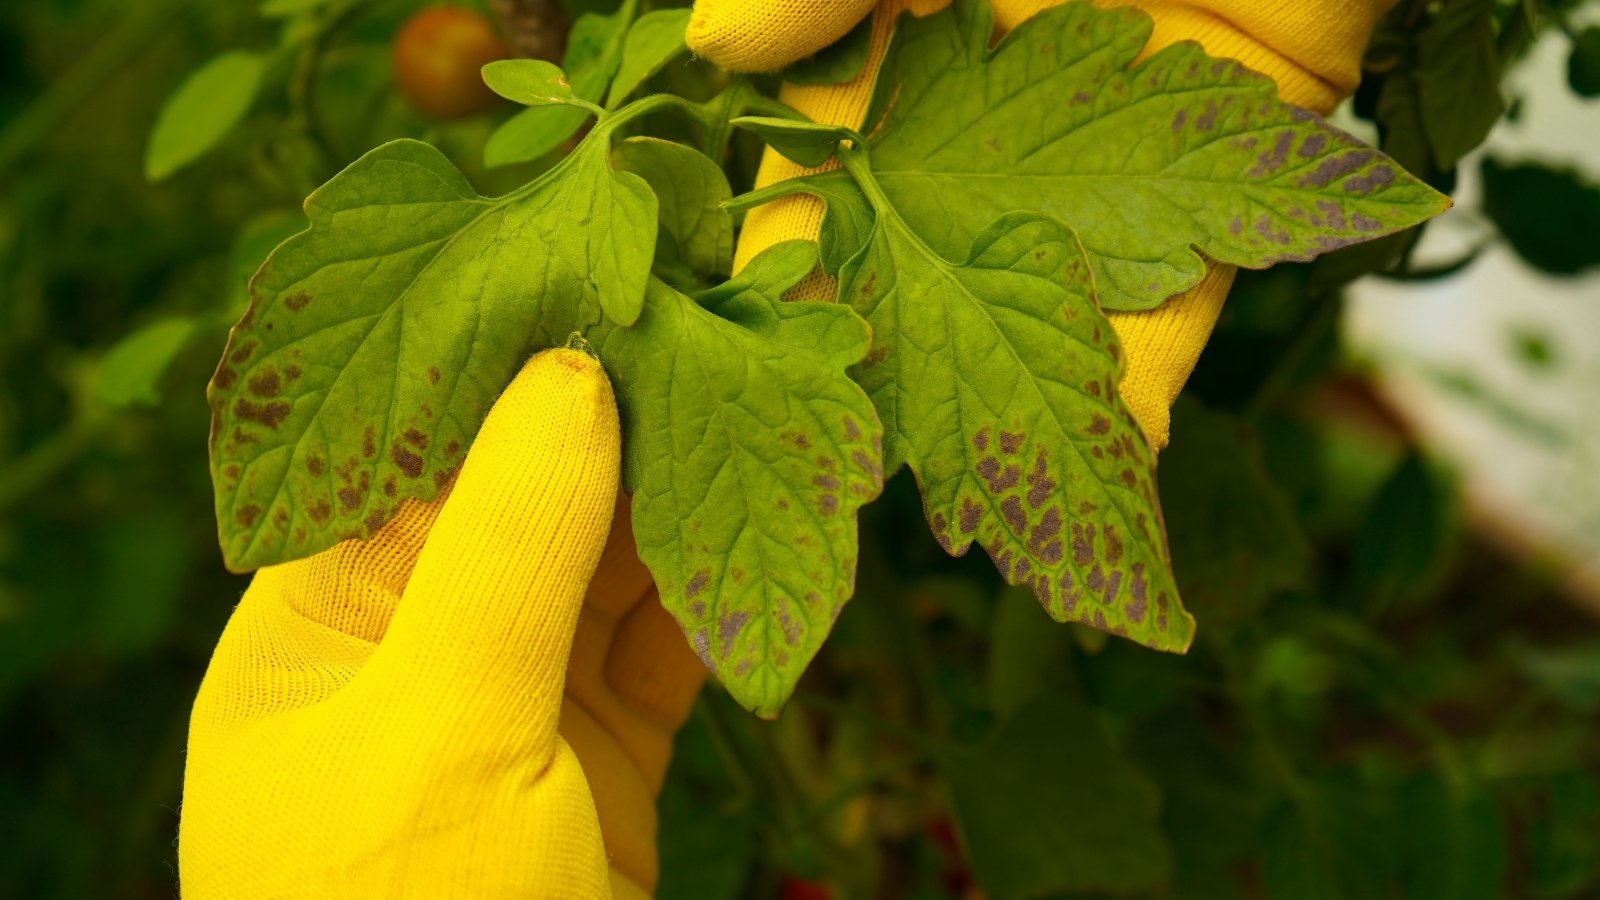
392,6,510,120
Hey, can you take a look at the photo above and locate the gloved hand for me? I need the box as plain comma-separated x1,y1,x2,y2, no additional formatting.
179,348,707,899
688,0,1395,450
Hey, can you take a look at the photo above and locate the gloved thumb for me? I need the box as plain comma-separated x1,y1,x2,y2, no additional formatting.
360,346,621,755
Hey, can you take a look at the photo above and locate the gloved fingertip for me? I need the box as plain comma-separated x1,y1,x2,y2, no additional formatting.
687,0,878,72
362,347,621,742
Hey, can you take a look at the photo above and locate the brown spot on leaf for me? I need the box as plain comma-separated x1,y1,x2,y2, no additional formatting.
284,364,301,382
1342,165,1395,195
1026,453,1055,508
364,507,388,534
234,504,260,527
391,445,424,478
338,487,360,512
819,494,838,516
230,426,257,447
383,476,397,497
813,473,840,490
1029,508,1063,554
861,346,890,369
230,341,257,365
1298,150,1373,188
433,465,459,490
1072,524,1095,565
362,425,377,459
444,440,461,459
283,291,311,312
959,497,982,534
992,465,1020,492
1001,496,1027,533
685,570,710,600
1248,130,1295,177
1102,524,1124,564
1088,415,1111,435
999,431,1024,454
427,365,441,384
1103,570,1123,604
1127,564,1148,623
843,416,861,440
213,365,237,390
716,612,749,658
306,455,325,477
234,398,290,429
403,428,429,450
692,628,713,669
308,499,332,524
973,428,989,452
247,368,280,398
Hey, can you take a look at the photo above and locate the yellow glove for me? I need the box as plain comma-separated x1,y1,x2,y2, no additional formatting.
179,348,707,899
688,0,1394,449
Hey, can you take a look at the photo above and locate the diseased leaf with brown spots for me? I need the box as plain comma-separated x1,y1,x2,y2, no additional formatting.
786,0,1450,311
743,153,1192,652
209,134,655,571
591,241,884,717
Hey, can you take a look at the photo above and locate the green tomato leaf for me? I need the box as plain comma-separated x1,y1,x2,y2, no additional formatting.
485,5,632,168
612,137,733,281
784,14,874,86
1569,26,1600,98
145,51,266,181
785,0,1449,311
593,243,884,717
943,696,1172,897
762,146,1193,653
482,59,599,112
96,317,199,408
209,134,655,571
1414,0,1503,171
605,8,692,109
731,116,859,168
1481,156,1600,275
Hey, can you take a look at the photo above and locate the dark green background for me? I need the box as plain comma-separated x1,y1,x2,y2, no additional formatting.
2,1,1598,897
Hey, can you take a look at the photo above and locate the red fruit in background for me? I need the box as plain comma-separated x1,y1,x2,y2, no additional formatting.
392,6,510,120
778,875,834,900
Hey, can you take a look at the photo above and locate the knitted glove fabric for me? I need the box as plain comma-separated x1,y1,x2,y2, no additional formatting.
687,0,1395,449
179,349,706,899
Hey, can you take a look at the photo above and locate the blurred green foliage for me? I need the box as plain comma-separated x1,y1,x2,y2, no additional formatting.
1,0,1597,898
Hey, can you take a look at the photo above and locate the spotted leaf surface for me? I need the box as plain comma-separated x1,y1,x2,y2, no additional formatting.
777,159,1190,652
210,135,655,571
593,243,884,716
794,0,1450,311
